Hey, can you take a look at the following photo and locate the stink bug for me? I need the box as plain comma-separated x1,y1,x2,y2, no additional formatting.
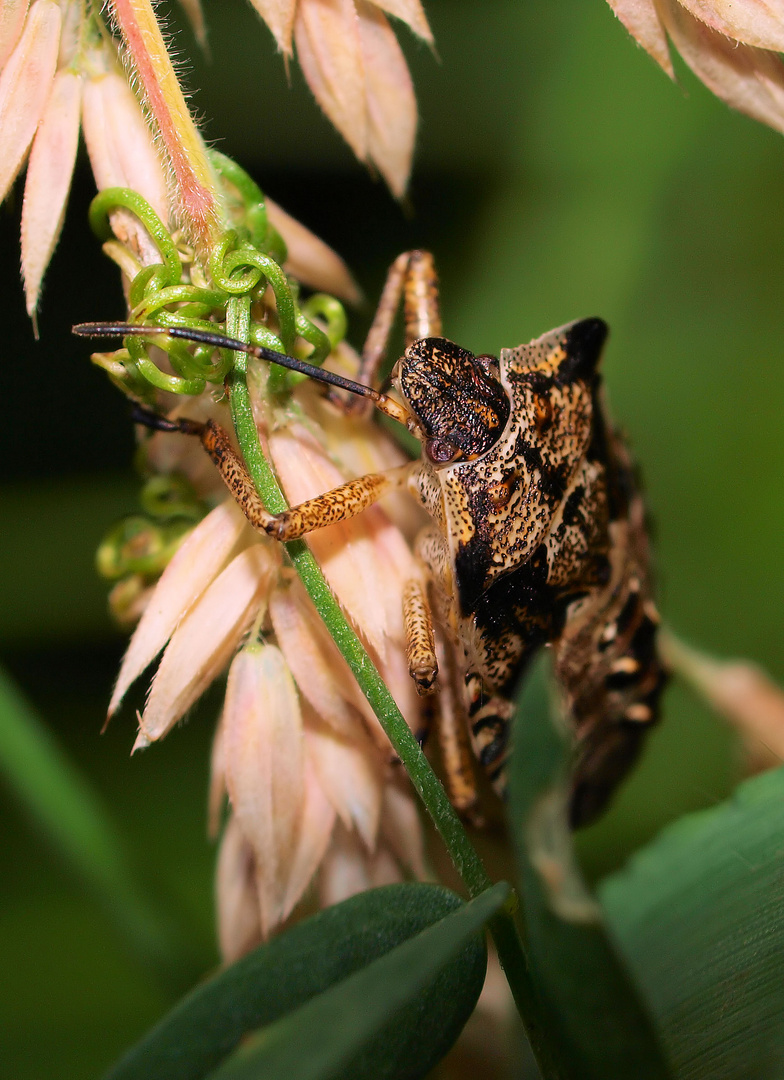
75,250,667,826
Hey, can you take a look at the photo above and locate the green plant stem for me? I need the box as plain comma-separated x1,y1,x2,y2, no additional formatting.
224,297,557,1077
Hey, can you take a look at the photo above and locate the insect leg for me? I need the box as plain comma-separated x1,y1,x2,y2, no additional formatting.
434,635,481,821
402,578,438,694
357,250,443,392
137,410,412,541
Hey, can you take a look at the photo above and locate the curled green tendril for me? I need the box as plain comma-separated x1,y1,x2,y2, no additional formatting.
210,236,297,351
89,188,181,288
140,476,205,521
208,232,256,293
126,336,206,397
265,310,334,396
301,293,347,349
133,285,226,322
90,347,158,405
89,179,343,403
96,516,192,580
209,149,287,262
295,312,332,365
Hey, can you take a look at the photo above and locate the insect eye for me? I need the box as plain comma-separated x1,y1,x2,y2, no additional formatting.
474,354,499,375
425,438,459,464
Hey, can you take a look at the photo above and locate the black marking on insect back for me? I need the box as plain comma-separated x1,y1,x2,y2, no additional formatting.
561,485,586,527
586,387,609,466
557,318,608,384
454,531,494,617
469,547,571,694
506,426,572,508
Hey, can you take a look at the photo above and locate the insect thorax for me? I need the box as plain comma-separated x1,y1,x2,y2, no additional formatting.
405,320,615,693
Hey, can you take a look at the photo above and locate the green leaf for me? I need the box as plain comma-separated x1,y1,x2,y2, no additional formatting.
0,665,171,962
600,765,784,1080
508,654,671,1079
108,882,497,1080
205,883,504,1080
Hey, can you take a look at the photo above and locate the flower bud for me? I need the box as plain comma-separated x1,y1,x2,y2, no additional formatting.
136,544,279,747
223,644,305,939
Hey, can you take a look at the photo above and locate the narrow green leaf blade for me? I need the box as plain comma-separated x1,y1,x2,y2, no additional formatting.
205,883,505,1080
508,654,671,1079
0,664,170,959
108,882,495,1080
600,765,784,1080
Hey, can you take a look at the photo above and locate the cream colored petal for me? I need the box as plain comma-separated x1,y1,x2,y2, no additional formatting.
137,545,278,747
368,843,403,886
318,822,373,905
223,644,304,938
82,66,170,225
266,197,361,304
657,0,784,133
304,715,383,850
676,0,784,52
177,0,208,51
379,778,426,878
663,632,784,764
607,0,674,76
208,711,227,839
372,0,432,44
0,0,30,72
360,502,416,641
294,0,367,161
21,69,81,317
367,635,424,746
357,1,416,198
110,500,249,719
314,391,426,539
0,0,60,204
282,754,336,918
216,814,262,963
247,0,298,54
317,394,409,476
270,581,367,738
269,423,390,656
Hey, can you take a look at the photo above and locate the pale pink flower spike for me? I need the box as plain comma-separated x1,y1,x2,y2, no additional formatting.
249,0,431,197
609,0,784,135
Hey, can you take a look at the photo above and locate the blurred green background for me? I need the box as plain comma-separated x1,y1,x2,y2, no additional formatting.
2,1,784,1075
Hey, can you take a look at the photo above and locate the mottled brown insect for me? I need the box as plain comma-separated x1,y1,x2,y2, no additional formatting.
75,250,667,826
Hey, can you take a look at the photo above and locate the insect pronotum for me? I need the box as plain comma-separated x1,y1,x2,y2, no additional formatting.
75,249,667,826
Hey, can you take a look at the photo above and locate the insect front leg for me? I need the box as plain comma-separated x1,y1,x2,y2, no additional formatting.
136,409,413,541
402,577,438,694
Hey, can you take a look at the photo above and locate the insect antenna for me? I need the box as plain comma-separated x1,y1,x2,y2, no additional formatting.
72,321,413,428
